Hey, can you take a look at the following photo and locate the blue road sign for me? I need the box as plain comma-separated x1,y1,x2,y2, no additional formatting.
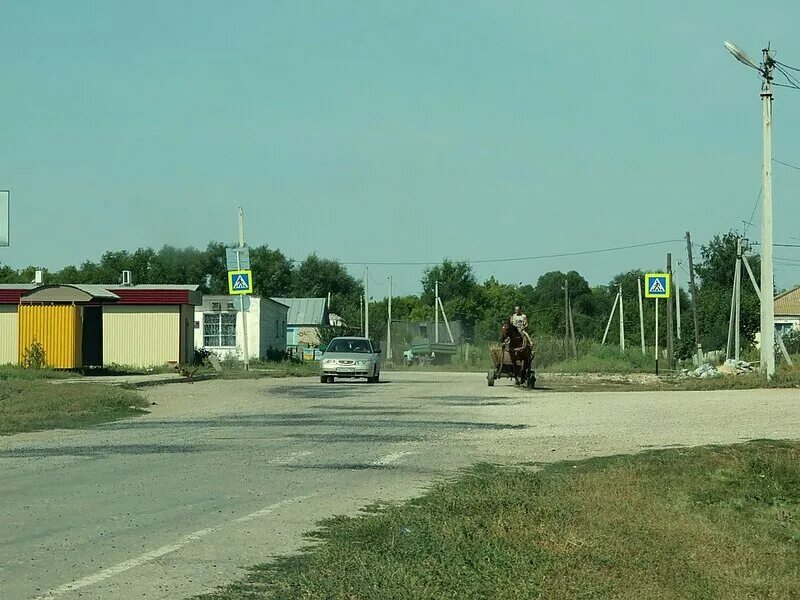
644,273,671,299
228,270,253,295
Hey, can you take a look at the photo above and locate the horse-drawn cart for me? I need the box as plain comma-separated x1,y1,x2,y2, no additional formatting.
487,343,536,388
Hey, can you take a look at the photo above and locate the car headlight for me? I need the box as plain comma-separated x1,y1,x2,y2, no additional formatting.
323,359,335,366
356,360,368,367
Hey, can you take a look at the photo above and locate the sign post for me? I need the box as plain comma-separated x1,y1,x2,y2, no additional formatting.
645,273,671,375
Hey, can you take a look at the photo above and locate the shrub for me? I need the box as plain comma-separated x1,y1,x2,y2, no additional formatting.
21,340,47,370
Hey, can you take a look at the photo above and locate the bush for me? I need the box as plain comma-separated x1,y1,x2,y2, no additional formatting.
193,347,213,366
21,340,47,370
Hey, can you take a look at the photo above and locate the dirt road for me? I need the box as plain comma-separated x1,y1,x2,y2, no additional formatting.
2,372,798,599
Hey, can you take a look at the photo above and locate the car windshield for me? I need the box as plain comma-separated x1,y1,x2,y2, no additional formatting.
327,339,372,354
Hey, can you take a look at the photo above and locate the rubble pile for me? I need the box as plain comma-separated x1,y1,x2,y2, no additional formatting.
685,359,754,378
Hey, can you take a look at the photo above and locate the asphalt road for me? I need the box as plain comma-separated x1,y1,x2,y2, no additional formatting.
2,372,799,600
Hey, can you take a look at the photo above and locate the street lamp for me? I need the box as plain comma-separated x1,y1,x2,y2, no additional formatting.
724,41,776,377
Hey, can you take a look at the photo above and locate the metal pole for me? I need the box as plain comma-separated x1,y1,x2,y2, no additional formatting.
686,231,703,362
618,284,625,353
655,297,659,375
238,206,250,371
435,280,439,343
387,276,393,362
360,295,363,335
637,277,646,354
666,254,674,370
760,49,775,377
602,291,620,345
365,269,370,338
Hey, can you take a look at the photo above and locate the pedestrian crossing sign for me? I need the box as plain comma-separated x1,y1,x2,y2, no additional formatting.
644,273,671,299
228,270,253,295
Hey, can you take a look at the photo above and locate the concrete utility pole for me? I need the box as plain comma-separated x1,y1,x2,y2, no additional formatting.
435,281,440,343
238,207,250,370
564,279,570,354
387,276,393,362
724,41,776,377
637,277,646,354
618,284,625,352
685,231,702,362
364,267,370,339
666,253,674,370
602,289,620,346
676,281,682,339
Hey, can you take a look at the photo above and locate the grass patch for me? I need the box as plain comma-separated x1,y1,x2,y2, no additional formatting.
212,360,320,380
0,380,148,435
0,365,74,380
195,441,800,600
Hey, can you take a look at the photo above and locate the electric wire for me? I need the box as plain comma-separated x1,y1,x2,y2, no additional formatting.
336,239,685,266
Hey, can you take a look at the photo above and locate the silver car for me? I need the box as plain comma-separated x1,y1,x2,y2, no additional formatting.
320,337,381,383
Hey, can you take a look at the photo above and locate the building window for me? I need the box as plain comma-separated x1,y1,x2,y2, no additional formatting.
204,313,236,347
276,319,280,338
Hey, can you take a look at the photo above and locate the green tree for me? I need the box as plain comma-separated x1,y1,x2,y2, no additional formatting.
250,245,292,297
695,233,760,350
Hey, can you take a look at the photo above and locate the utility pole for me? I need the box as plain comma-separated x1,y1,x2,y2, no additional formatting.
387,276,393,363
637,277,646,354
568,296,577,359
564,279,570,356
735,239,742,361
723,41,776,377
602,289,620,346
686,231,702,363
435,280,440,343
360,295,363,335
666,253,674,370
237,207,250,371
676,281,682,339
760,48,776,377
618,284,625,353
364,267,370,339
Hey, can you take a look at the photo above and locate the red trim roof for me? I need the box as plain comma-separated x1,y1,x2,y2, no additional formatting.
0,286,199,305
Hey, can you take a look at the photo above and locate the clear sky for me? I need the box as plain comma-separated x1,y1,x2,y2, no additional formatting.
2,1,800,297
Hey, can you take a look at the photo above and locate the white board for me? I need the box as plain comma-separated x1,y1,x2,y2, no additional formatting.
0,191,8,246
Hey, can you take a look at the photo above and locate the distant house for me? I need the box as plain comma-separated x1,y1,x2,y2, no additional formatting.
774,287,800,336
194,296,289,360
271,297,329,350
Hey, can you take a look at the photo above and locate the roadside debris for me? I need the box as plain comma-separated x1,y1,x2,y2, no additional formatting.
685,359,754,378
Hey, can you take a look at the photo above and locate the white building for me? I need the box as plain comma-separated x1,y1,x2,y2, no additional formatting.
194,296,289,360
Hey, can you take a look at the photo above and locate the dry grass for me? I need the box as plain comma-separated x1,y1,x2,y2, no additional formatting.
196,441,800,600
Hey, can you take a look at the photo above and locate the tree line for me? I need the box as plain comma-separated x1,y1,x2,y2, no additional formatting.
0,232,761,355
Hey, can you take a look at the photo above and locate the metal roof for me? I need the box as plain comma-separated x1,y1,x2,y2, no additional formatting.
775,286,800,317
271,297,328,325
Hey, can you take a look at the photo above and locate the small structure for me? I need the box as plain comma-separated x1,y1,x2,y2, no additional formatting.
0,283,201,368
271,297,329,351
774,286,800,337
194,295,289,360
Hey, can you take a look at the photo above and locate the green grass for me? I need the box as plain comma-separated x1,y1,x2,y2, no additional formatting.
0,365,74,380
0,380,149,435
195,441,800,600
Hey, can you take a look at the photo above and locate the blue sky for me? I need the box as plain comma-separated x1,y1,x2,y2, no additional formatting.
2,1,800,297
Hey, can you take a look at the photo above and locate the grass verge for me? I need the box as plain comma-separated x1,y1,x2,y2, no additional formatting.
195,441,800,600
0,380,148,435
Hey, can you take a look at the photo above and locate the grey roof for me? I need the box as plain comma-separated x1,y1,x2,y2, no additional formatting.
271,297,328,325
70,285,120,299
0,283,199,291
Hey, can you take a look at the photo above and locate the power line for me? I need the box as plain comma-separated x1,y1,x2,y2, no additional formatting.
773,158,800,172
338,239,685,266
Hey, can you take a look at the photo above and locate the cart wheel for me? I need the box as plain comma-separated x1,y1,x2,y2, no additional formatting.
487,370,495,387
527,372,536,389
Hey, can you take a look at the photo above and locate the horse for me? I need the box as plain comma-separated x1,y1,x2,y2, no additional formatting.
500,320,533,386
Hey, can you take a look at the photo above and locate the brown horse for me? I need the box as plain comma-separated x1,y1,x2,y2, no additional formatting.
500,320,533,387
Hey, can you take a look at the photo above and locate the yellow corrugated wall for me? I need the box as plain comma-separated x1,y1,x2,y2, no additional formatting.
0,305,19,365
18,305,82,369
103,305,179,368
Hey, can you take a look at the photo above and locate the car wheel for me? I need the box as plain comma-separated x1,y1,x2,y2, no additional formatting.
320,375,327,384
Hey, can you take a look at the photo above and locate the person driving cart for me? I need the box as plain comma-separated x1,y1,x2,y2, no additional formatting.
510,305,533,347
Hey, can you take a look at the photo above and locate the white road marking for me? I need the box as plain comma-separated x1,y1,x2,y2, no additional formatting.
32,494,316,599
372,451,415,466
